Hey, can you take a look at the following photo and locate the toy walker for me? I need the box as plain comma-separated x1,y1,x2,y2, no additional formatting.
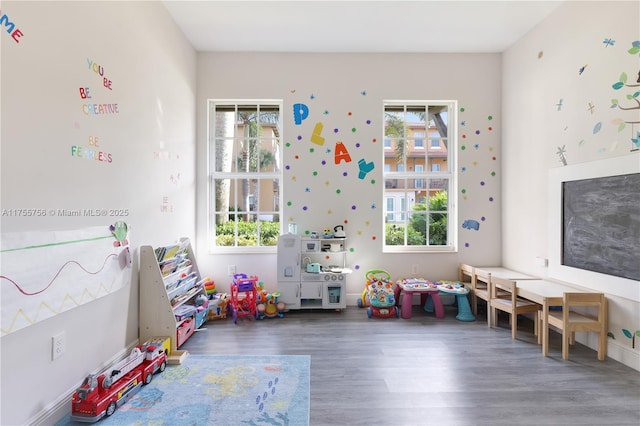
359,269,399,318
229,273,258,323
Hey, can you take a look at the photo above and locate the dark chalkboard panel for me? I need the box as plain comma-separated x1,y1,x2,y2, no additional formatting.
562,173,640,281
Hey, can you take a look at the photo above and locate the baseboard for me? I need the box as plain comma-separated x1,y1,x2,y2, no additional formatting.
28,339,140,426
579,333,640,371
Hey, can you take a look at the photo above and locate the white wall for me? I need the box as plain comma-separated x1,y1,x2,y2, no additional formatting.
0,1,196,424
502,0,640,367
196,52,504,301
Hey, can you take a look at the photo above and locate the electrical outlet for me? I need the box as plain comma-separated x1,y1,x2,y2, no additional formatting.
227,264,236,276
52,332,65,360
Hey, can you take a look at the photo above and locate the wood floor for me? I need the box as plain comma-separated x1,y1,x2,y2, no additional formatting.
182,305,640,426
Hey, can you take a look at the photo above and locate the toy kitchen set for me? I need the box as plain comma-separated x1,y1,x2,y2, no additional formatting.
277,226,351,310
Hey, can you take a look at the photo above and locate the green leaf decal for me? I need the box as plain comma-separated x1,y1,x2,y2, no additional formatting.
622,329,633,339
612,82,624,90
620,72,628,83
607,331,616,339
629,46,640,54
618,123,626,132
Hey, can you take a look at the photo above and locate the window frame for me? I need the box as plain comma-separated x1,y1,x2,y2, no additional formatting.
207,99,284,253
382,100,458,253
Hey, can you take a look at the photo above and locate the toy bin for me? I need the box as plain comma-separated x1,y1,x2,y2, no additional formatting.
176,317,195,347
208,293,230,320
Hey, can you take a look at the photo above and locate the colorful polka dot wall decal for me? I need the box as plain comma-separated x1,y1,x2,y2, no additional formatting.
352,128,356,132
355,143,361,148
297,135,302,140
462,134,467,139
488,116,493,120
343,172,348,177
348,112,352,116
465,242,470,247
491,171,496,177
303,206,308,211
310,148,315,153
285,142,291,147
475,130,480,135
287,201,292,206
461,166,466,172
372,236,376,240
351,205,356,210
372,138,377,143
285,165,290,170
538,51,543,59
336,189,341,194
480,181,485,186
334,128,339,133
489,197,494,202
461,189,466,194
488,127,493,131
460,107,465,112
461,145,466,150
370,179,376,184
321,160,327,165
366,120,371,125
295,155,299,159
313,171,318,176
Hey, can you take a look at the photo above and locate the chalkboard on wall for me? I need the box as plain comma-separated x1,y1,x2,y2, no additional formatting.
562,173,640,281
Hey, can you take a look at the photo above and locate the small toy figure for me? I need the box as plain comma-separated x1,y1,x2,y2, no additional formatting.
322,228,334,238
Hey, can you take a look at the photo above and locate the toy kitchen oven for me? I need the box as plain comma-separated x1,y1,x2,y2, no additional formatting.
277,233,350,310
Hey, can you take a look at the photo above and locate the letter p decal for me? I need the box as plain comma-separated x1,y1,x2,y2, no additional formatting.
293,103,309,125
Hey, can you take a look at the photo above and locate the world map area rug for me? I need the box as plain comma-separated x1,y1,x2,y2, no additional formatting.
57,354,310,426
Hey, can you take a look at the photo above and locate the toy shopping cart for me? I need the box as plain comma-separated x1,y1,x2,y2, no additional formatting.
359,269,398,319
229,273,258,323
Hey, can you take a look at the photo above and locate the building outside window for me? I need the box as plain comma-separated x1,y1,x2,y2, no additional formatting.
208,100,283,251
383,101,457,251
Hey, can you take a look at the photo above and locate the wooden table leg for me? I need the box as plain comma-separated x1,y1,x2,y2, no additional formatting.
542,302,549,357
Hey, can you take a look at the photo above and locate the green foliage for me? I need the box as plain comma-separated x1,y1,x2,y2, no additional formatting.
384,224,424,245
385,191,449,246
408,191,448,246
215,220,280,247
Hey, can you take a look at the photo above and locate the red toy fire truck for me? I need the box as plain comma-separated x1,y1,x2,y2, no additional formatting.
70,344,167,423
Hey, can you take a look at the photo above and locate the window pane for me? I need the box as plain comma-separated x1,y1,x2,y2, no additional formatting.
429,212,448,245
383,101,456,250
209,100,283,249
408,212,427,246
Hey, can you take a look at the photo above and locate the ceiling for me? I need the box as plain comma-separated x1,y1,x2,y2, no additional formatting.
162,0,564,53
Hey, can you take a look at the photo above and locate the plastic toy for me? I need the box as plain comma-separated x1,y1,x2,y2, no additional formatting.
70,345,167,423
333,225,346,238
359,269,399,318
322,228,334,238
229,273,259,323
257,291,286,319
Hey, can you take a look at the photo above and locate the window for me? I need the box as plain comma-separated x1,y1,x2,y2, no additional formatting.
414,132,425,148
208,100,283,251
383,101,457,251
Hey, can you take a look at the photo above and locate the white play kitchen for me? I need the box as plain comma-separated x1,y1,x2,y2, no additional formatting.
277,227,350,310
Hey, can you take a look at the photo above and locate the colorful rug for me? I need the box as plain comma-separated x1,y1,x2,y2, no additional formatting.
57,354,310,426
